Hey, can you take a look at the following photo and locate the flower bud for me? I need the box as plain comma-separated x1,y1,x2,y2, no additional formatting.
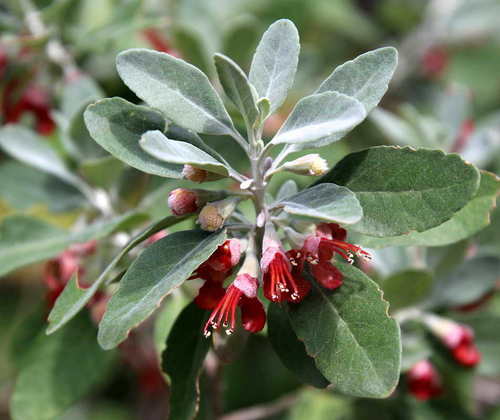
168,188,227,216
168,188,199,215
198,197,239,232
182,164,225,183
282,154,328,176
407,360,443,401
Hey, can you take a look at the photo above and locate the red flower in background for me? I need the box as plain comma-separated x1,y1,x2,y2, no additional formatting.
407,360,443,401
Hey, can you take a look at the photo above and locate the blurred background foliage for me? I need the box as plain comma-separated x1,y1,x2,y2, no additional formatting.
1,0,500,419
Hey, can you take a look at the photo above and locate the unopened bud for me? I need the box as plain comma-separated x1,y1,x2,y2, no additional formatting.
182,164,225,183
168,188,227,216
168,188,198,215
198,197,239,231
282,154,328,176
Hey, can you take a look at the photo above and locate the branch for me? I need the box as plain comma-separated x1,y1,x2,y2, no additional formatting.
219,392,299,420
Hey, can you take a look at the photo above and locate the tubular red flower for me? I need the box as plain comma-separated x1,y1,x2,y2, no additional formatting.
203,274,265,336
190,239,241,283
310,260,343,290
407,360,443,401
262,247,310,303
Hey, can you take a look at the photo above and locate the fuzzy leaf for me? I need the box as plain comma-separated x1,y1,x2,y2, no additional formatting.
430,257,500,308
84,97,183,178
381,270,433,312
214,53,259,126
317,146,480,237
0,212,146,278
0,125,87,191
351,171,500,248
271,92,366,145
140,130,228,175
286,263,401,398
249,19,299,113
267,304,329,388
275,179,299,201
97,229,226,349
10,314,115,420
47,215,189,334
278,183,362,224
286,47,397,153
162,303,210,420
116,48,235,135
317,47,398,113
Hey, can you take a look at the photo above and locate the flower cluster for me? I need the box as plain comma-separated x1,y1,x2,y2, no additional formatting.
187,219,370,337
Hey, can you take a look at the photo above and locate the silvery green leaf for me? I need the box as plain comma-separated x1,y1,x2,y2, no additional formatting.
277,183,363,224
214,53,259,126
84,97,183,178
116,48,235,135
275,179,299,201
0,125,87,192
271,92,366,145
249,19,299,113
140,130,229,176
286,47,397,153
317,47,398,113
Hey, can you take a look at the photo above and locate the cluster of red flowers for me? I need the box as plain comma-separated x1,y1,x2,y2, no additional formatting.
189,222,371,337
0,46,55,135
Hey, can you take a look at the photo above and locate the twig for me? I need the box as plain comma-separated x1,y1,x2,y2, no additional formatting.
219,392,299,420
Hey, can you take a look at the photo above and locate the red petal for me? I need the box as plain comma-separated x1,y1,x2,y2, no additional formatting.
311,261,343,290
194,281,226,310
240,296,266,333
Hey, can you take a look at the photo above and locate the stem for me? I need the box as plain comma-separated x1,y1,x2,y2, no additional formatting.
219,392,299,420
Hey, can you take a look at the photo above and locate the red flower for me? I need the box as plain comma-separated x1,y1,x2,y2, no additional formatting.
203,274,265,337
407,360,443,401
262,246,310,302
289,223,371,291
425,316,481,367
4,84,55,135
422,47,448,78
191,239,241,308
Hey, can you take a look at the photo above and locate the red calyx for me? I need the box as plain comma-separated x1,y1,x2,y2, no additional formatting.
407,360,443,401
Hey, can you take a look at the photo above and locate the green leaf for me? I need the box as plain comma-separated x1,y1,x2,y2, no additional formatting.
116,48,236,135
140,130,228,176
79,156,124,189
84,97,183,178
0,212,146,278
317,146,480,237
10,314,115,420
162,302,210,420
47,215,189,334
154,292,190,363
267,304,329,388
288,389,352,420
381,270,433,312
0,125,87,191
61,75,104,118
430,256,500,308
249,19,299,113
271,92,366,145
286,262,401,398
0,161,84,213
275,179,298,201
351,171,500,248
97,229,226,349
317,47,398,113
277,183,363,225
214,53,259,126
